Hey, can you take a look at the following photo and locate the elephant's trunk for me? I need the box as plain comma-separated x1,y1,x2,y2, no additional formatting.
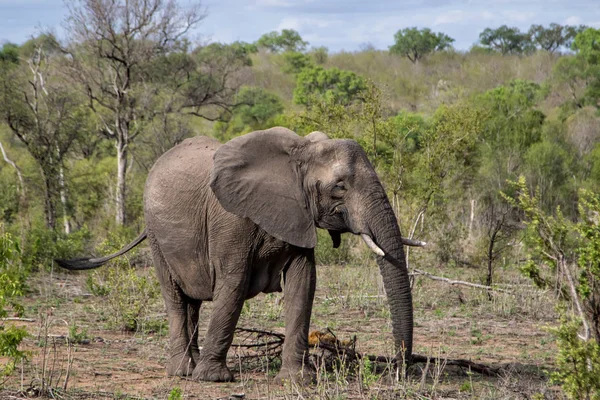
365,194,413,365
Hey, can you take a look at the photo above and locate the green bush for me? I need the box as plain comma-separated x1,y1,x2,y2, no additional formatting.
0,230,28,379
86,231,161,332
550,315,600,400
21,224,90,271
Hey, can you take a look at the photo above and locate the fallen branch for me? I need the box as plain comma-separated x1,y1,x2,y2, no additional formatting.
412,269,512,294
411,354,500,376
2,317,36,322
230,328,501,377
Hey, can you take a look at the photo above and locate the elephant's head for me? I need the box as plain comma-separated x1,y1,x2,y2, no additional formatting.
210,127,413,362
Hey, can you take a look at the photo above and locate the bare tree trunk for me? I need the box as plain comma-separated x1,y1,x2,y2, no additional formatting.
115,138,128,226
41,167,56,231
0,141,25,197
59,163,70,234
469,199,476,239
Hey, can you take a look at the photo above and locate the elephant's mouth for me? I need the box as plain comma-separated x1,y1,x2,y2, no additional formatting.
327,229,342,248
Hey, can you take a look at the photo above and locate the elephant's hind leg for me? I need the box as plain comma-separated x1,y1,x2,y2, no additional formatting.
187,299,202,363
192,263,248,382
150,237,197,376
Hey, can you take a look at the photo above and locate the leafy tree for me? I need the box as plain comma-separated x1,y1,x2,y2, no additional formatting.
62,0,249,226
213,87,284,141
0,39,87,231
256,29,308,53
479,25,532,55
281,51,313,74
0,231,28,378
480,79,545,152
554,28,600,112
505,180,600,398
293,66,368,107
529,23,587,54
0,43,19,64
309,46,328,65
389,27,454,63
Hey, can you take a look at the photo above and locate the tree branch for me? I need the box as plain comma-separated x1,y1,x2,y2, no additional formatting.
412,269,512,293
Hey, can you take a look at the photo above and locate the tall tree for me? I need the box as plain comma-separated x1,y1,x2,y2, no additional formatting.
256,29,308,53
293,66,367,107
0,39,85,231
529,23,587,54
389,27,454,63
479,25,532,55
62,0,248,226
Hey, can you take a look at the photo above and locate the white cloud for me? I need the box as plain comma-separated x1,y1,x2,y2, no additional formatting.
253,0,293,7
564,16,583,25
276,16,337,31
433,10,495,26
500,10,537,23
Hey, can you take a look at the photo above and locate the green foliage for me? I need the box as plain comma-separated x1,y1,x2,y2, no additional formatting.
256,29,308,53
293,66,368,107
315,229,355,266
67,322,89,344
571,28,600,108
281,51,313,74
389,27,454,63
480,79,545,152
87,232,160,332
21,225,90,271
167,387,183,400
309,46,328,65
550,315,600,400
505,179,600,397
0,43,19,64
529,23,586,53
479,25,533,55
0,230,28,378
213,87,284,141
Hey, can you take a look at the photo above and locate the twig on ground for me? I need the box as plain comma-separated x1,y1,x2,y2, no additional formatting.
412,269,512,294
2,317,36,322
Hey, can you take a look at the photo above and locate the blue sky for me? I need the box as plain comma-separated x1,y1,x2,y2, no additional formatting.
1,0,599,52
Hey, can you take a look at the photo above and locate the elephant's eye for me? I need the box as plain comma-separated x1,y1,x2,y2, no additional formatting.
331,182,346,198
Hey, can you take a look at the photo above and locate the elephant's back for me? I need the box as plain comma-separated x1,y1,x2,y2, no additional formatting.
144,135,222,233
145,136,221,206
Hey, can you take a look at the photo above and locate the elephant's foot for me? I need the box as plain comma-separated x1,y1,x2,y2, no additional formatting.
167,355,196,377
192,361,234,382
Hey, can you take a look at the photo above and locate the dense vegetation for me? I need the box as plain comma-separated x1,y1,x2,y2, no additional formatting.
0,1,599,397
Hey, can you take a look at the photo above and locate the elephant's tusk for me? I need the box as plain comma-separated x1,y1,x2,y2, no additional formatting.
401,238,427,247
361,234,385,257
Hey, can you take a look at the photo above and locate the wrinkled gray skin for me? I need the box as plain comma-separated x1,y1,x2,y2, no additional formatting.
57,127,413,382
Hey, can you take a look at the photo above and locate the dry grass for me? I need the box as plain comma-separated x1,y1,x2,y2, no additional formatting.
0,254,565,399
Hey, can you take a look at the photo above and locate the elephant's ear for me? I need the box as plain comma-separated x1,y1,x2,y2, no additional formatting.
210,127,316,248
305,131,329,142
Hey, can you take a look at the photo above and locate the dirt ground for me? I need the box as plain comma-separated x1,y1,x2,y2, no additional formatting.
1,262,563,399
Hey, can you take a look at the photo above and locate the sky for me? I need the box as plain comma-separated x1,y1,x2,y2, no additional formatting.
1,0,600,52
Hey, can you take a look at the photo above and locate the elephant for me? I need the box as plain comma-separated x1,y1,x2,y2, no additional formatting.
56,127,415,383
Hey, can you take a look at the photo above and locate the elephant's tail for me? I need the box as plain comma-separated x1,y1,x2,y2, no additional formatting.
55,231,148,270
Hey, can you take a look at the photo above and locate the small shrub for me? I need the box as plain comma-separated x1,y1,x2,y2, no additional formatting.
21,224,90,271
0,230,28,379
550,315,600,400
86,231,161,332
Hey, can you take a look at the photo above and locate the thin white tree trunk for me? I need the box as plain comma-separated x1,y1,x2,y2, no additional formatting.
0,141,25,196
115,139,128,226
469,199,476,239
59,163,70,234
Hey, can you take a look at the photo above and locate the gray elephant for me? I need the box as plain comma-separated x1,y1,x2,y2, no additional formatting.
57,127,415,382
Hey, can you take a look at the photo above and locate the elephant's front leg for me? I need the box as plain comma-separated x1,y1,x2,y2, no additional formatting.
192,269,248,382
276,251,316,383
